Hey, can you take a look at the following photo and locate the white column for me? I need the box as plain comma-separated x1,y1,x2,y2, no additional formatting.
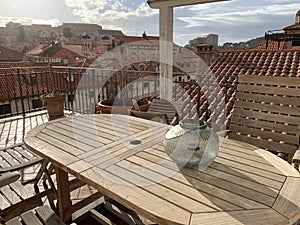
159,6,173,101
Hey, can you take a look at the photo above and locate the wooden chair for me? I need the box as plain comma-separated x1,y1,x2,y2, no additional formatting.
0,171,54,222
0,143,49,187
228,75,300,163
5,205,74,225
130,98,180,125
0,143,55,222
0,143,137,223
0,172,20,189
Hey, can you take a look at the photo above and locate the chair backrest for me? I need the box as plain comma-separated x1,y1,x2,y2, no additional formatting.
148,99,180,125
229,75,300,162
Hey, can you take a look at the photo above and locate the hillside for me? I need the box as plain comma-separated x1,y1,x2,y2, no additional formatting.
218,36,265,50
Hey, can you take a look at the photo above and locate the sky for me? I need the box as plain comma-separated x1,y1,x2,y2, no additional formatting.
0,0,300,46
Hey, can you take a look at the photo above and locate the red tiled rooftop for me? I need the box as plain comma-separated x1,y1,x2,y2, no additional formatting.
51,48,86,65
176,47,300,129
114,35,159,45
249,40,285,50
284,24,300,31
0,46,25,62
211,49,300,77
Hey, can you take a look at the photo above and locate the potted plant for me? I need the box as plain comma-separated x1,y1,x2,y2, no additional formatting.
97,96,151,114
41,65,66,120
41,90,66,120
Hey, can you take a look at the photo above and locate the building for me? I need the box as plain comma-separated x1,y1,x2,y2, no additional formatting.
195,44,218,66
0,46,26,62
58,23,102,37
185,34,219,50
265,9,300,50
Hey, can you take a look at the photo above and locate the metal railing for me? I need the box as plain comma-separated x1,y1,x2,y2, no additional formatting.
0,65,237,121
0,65,161,117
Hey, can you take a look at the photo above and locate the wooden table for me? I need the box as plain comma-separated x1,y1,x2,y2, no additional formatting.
24,114,300,225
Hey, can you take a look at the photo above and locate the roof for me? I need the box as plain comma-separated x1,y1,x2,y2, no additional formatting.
211,49,300,77
115,35,159,45
97,29,124,37
0,46,25,62
0,62,34,73
248,40,285,50
284,24,300,31
0,63,89,101
26,43,51,56
175,48,300,129
51,48,87,66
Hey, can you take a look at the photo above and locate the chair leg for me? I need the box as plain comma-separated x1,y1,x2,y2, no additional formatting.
42,163,57,210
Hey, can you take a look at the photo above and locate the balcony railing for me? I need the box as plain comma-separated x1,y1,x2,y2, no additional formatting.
0,65,237,124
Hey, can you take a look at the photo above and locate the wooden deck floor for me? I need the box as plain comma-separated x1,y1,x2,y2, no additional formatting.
0,110,73,148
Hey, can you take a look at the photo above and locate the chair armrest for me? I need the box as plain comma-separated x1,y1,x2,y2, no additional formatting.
0,157,42,173
292,148,300,171
0,172,20,188
129,110,168,124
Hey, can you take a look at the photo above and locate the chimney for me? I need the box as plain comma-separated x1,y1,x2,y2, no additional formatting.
195,44,215,66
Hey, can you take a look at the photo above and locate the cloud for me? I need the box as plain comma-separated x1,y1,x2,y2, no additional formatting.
65,0,107,9
66,0,157,21
64,0,158,35
0,16,61,27
65,0,107,18
173,0,300,45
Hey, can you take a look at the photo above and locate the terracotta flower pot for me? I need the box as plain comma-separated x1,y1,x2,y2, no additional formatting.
42,94,66,120
97,98,150,114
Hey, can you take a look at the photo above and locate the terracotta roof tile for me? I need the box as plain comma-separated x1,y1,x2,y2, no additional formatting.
51,48,86,65
249,40,285,50
176,48,300,129
0,62,93,100
0,46,25,62
284,24,300,30
114,35,159,45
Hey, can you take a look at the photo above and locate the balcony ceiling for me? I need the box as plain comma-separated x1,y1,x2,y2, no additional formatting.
148,0,229,8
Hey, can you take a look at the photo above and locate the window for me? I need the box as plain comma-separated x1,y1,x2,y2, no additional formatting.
29,76,38,85
292,40,300,47
32,99,43,109
0,103,11,115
